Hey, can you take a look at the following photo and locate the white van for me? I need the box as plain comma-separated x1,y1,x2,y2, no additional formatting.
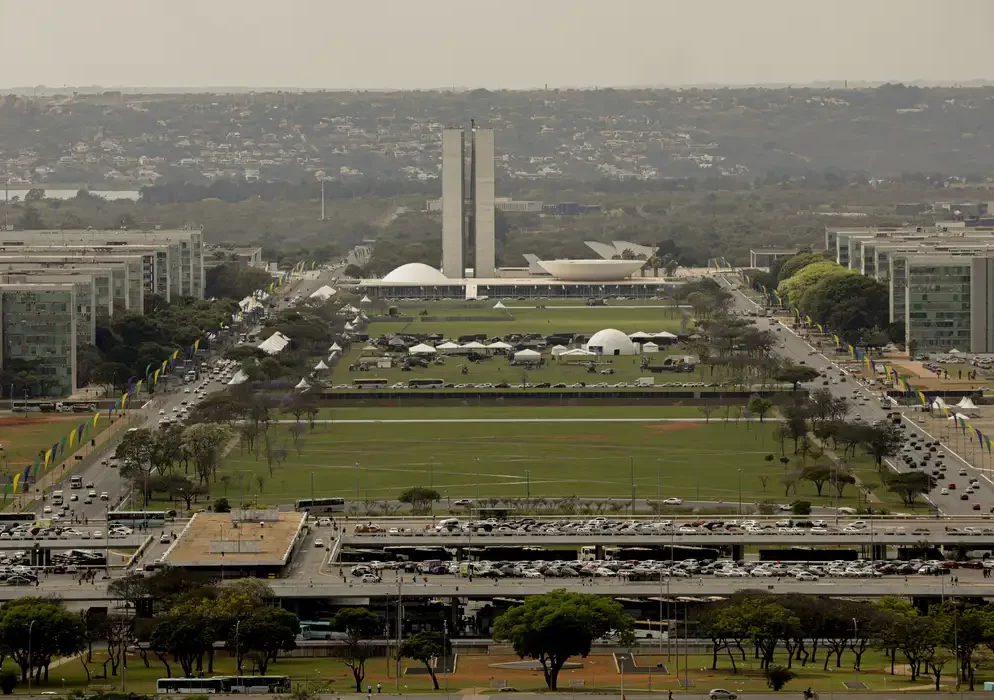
437,518,460,530
634,377,655,387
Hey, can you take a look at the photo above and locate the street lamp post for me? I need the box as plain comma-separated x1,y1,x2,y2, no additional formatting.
235,620,242,674
737,469,742,514
27,620,35,693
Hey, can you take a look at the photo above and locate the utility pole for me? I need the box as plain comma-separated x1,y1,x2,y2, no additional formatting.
630,456,635,514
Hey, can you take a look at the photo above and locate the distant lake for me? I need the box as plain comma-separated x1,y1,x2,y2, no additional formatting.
2,188,140,201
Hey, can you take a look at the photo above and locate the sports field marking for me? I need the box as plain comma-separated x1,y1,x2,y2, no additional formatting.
270,417,767,424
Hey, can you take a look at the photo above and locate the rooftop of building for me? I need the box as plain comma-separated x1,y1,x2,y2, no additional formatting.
162,510,306,568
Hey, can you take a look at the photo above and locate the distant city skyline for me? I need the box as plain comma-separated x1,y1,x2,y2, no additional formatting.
1,0,992,90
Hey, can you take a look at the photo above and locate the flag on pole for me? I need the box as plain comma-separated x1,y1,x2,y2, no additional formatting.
986,436,992,455
917,391,928,406
942,406,950,418
68,429,76,448
194,338,201,352
93,412,101,428
11,474,20,493
171,350,179,360
975,427,983,443
816,324,824,334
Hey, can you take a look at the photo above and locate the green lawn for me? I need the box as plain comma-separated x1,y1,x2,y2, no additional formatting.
331,348,730,387
300,406,743,420
29,648,961,695
218,416,868,507
368,304,685,337
0,412,107,478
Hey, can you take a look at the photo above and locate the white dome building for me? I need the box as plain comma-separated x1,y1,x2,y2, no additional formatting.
381,263,450,284
585,328,637,356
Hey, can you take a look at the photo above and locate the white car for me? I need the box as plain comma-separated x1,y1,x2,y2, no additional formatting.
159,534,172,544
662,497,684,505
99,492,109,500
314,538,326,548
92,531,103,539
940,488,950,495
795,572,819,581
316,517,332,527
709,690,737,700
359,574,381,584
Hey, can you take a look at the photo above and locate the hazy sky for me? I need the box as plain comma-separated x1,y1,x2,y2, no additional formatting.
2,0,992,89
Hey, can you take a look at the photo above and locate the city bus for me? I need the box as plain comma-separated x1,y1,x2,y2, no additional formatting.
294,498,345,514
299,620,347,641
107,510,167,527
155,676,290,694
0,513,36,525
352,378,388,389
408,378,445,389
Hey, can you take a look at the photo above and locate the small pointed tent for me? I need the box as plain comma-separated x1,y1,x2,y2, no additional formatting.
642,341,660,354
344,322,354,331
513,348,542,361
314,360,329,371
957,396,978,409
493,300,506,309
437,341,461,352
360,295,372,304
550,344,568,357
931,397,948,410
295,378,310,390
329,342,342,352
461,341,488,351
408,343,437,355
628,331,652,342
487,341,513,351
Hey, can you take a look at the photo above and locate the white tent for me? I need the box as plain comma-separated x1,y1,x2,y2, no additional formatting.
329,342,342,352
642,342,660,354
436,341,461,352
957,396,978,409
314,360,329,371
952,412,971,422
360,295,372,304
487,341,513,351
550,344,568,357
295,378,311,390
344,322,354,331
227,370,249,386
931,397,948,409
628,331,652,341
308,285,337,301
560,348,596,357
514,348,542,361
493,300,506,309
352,316,363,325
461,341,488,351
258,332,291,355
409,343,437,355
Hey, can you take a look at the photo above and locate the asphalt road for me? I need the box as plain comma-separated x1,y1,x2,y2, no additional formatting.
717,274,988,516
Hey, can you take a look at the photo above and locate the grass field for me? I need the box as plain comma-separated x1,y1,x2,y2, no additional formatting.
218,414,871,507
304,406,742,420
21,649,965,694
331,347,725,387
367,305,685,338
0,412,106,477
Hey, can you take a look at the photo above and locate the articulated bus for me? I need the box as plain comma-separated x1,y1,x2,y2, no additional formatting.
295,498,346,514
0,513,36,525
107,511,167,527
408,378,445,388
299,620,348,641
156,676,290,694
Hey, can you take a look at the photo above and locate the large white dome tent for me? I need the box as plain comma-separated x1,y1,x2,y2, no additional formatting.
585,328,636,356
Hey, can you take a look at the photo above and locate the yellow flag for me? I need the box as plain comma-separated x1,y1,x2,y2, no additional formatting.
11,474,20,493
93,412,101,428
44,449,52,467
68,430,76,448
194,339,201,351
171,350,179,360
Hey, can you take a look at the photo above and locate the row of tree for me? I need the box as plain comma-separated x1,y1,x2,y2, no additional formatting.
701,592,994,691
746,252,900,346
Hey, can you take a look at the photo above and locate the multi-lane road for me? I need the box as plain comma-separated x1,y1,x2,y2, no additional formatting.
30,265,344,524
718,274,990,516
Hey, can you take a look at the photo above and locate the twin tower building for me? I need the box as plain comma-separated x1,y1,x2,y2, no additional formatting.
441,123,496,279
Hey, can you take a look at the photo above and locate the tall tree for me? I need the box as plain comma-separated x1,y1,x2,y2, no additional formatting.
399,630,451,690
332,608,380,692
492,589,635,689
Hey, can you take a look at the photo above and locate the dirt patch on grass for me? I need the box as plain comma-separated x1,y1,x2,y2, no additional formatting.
0,414,70,428
645,422,704,434
549,434,611,441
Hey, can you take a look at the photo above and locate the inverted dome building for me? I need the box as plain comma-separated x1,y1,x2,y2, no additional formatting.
537,259,644,281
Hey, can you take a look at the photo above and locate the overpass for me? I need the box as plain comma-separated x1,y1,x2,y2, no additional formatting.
5,573,989,604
